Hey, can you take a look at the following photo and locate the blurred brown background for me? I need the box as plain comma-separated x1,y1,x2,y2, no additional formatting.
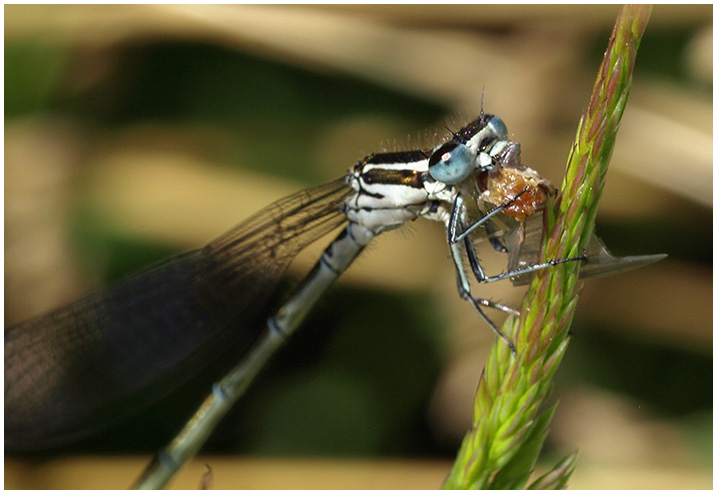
5,5,712,489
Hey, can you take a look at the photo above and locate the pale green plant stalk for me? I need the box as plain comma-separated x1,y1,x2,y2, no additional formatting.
443,5,652,489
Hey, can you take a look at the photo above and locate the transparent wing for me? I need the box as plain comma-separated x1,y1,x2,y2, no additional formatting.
5,178,352,451
504,214,666,286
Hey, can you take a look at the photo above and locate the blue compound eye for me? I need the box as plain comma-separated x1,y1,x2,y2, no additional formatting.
486,115,508,141
428,141,477,185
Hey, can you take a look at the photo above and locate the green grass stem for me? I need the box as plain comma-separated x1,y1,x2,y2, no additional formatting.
443,5,652,489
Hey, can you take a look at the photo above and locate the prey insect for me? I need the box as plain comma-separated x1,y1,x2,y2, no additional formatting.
4,112,664,488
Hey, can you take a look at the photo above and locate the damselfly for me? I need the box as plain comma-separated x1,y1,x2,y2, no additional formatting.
4,112,664,488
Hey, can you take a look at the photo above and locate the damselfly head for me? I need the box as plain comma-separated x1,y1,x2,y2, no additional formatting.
427,114,510,186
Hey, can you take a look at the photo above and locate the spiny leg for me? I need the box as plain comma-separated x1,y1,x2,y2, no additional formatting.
472,255,588,284
449,190,587,285
462,216,587,285
474,297,521,316
461,230,519,314
445,192,583,355
449,189,528,244
446,214,517,356
459,274,518,356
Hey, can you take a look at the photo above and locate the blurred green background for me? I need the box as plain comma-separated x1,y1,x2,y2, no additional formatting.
5,5,712,489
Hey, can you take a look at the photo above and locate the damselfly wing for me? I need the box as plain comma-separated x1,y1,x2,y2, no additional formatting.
5,179,351,450
504,215,667,286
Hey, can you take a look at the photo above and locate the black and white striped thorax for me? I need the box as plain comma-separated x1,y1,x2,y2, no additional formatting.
343,113,514,235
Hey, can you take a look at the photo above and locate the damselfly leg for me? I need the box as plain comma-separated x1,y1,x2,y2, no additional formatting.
444,187,587,353
474,298,521,316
